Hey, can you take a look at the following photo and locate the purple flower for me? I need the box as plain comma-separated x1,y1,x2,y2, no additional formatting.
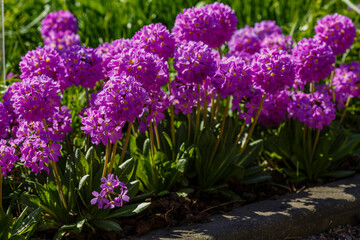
254,20,282,40
314,14,356,55
292,38,335,84
44,143,61,162
233,87,264,124
11,75,61,122
113,187,130,207
0,103,10,139
44,30,81,53
288,89,336,130
133,23,175,59
333,62,360,108
19,46,66,88
170,80,200,115
41,10,78,38
108,48,168,91
172,3,237,48
61,45,103,89
0,140,19,177
212,56,253,98
260,33,293,53
100,174,120,193
251,48,295,94
173,41,217,85
258,91,290,127
228,26,261,57
91,191,109,209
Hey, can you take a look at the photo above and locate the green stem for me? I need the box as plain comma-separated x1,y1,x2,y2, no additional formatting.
239,94,266,154
102,141,111,178
210,93,215,129
235,121,247,145
107,141,118,175
85,88,90,152
168,81,175,159
0,172,3,213
218,47,223,59
203,89,208,129
339,97,351,125
208,96,231,168
50,161,68,210
187,113,191,144
149,121,155,158
119,122,132,166
153,119,161,150
194,84,201,143
311,129,320,159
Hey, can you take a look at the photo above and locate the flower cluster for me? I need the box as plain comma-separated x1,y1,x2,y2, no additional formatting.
173,41,217,85
62,46,103,89
0,103,10,139
170,80,200,115
251,48,295,94
10,75,61,122
333,62,360,108
172,2,237,48
19,46,65,88
133,23,175,60
228,26,261,58
288,89,336,130
0,140,19,177
292,38,335,84
254,20,283,39
41,10,80,52
108,47,168,91
81,75,148,145
91,174,130,209
314,13,356,55
258,91,290,127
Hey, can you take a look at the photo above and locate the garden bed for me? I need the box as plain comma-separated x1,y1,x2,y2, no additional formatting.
138,174,360,240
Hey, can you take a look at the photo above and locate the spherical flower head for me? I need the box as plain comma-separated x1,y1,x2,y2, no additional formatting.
95,38,134,74
333,62,360,108
288,89,336,130
170,80,200,115
0,103,10,139
0,140,19,177
108,47,168,91
232,87,264,124
260,33,293,53
252,48,295,94
62,45,103,89
11,75,61,122
228,26,261,56
3,82,22,118
212,56,253,98
133,23,175,59
41,10,78,38
173,41,217,85
44,30,81,53
292,38,335,84
81,105,125,145
258,90,290,127
203,2,237,48
314,14,356,55
19,46,65,88
254,20,282,40
95,75,148,122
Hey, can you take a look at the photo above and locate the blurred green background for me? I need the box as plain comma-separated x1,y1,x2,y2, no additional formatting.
4,0,360,76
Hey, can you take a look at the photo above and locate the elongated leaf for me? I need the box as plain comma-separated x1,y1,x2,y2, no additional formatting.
94,220,122,232
118,158,135,181
241,175,271,184
11,207,41,236
103,202,151,219
78,175,89,190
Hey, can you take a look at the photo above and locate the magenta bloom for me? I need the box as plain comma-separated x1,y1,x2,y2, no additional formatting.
91,191,109,209
260,33,293,53
108,48,168,91
292,38,335,84
254,20,282,40
62,45,103,89
314,14,356,55
19,46,65,88
173,41,217,85
11,75,61,122
133,23,175,59
100,174,120,193
0,103,10,139
228,26,261,57
44,30,81,53
173,3,237,48
288,89,336,130
252,48,295,94
0,140,19,177
258,91,290,127
170,80,200,115
333,62,360,108
44,143,61,162
40,10,78,38
212,56,253,98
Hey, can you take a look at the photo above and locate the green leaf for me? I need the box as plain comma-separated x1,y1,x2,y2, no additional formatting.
103,202,151,219
241,175,271,184
118,158,135,181
175,158,188,173
11,207,41,236
94,220,122,232
176,188,194,197
323,170,355,179
126,180,140,199
78,175,89,190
